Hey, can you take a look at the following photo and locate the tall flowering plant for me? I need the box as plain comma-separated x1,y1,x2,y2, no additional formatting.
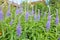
46,7,51,31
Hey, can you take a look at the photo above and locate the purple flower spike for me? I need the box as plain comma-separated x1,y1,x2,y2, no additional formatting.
34,14,37,21
25,11,29,21
46,21,50,31
6,5,11,17
37,9,40,21
37,14,40,21
16,23,21,37
6,10,10,17
0,7,3,20
16,6,21,15
55,16,59,25
16,9,20,15
55,9,59,25
32,7,35,15
46,14,51,31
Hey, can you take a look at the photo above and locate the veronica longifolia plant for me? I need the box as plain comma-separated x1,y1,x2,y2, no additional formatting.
46,8,51,31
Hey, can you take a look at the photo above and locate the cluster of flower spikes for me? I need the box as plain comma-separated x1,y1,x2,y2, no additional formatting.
0,4,59,37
